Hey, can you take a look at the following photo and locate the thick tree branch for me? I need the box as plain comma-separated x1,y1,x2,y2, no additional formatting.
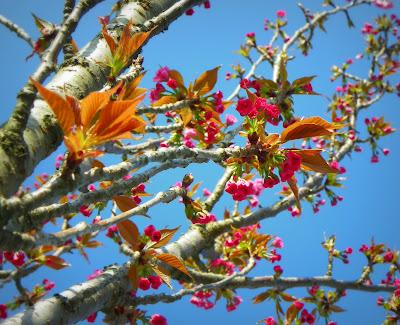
0,0,205,198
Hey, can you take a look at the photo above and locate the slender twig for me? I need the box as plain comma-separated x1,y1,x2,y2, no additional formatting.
103,138,165,155
137,99,196,115
272,0,372,81
0,14,34,48
227,54,266,101
204,167,234,212
132,258,255,306
37,187,184,246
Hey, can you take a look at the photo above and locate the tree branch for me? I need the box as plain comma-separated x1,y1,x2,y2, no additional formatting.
0,14,34,48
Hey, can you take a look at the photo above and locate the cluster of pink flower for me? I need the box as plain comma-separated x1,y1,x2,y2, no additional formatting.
106,224,118,238
79,204,92,217
138,275,163,291
42,278,55,291
203,120,220,144
213,90,225,113
287,205,300,217
55,154,64,169
150,67,172,102
185,0,210,15
190,290,214,310
131,183,146,205
312,195,326,214
2,251,25,267
0,304,7,319
373,0,393,9
273,265,283,274
144,224,162,242
224,231,243,248
269,248,282,263
210,258,235,275
329,161,346,174
150,313,168,325
299,308,316,324
279,151,302,182
225,178,265,201
226,295,243,312
235,95,280,124
192,213,216,224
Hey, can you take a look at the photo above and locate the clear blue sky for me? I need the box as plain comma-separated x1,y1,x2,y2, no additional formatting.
0,0,399,324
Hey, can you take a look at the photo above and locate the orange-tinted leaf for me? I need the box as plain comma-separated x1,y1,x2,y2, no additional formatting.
168,70,185,90
287,176,301,214
151,227,180,248
128,264,138,289
44,255,69,270
30,78,75,134
280,292,297,302
155,253,191,277
291,76,316,88
245,88,258,103
152,265,172,289
285,304,300,324
102,27,116,54
253,290,272,304
280,117,340,143
35,175,47,185
330,305,346,313
117,220,140,250
294,149,338,174
117,27,151,61
193,66,219,95
261,133,280,148
91,159,105,169
152,95,177,107
114,195,137,212
179,107,193,126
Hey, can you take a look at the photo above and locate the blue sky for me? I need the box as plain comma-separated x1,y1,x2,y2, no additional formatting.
0,0,399,324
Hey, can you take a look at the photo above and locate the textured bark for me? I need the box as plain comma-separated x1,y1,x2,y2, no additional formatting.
0,0,202,198
3,264,130,325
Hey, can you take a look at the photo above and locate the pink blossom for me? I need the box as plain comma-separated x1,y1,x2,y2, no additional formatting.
225,114,237,126
138,277,151,290
167,78,177,89
383,148,390,156
87,313,97,323
373,0,393,9
293,300,304,310
272,237,284,249
0,304,7,319
276,10,286,18
43,278,55,291
144,225,156,237
371,155,379,163
150,314,167,325
185,8,195,16
87,184,96,192
264,317,276,325
106,225,118,238
246,195,257,207
79,205,92,217
88,269,103,280
273,265,283,274
153,67,170,82
203,188,211,197
148,275,162,289
303,83,313,93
